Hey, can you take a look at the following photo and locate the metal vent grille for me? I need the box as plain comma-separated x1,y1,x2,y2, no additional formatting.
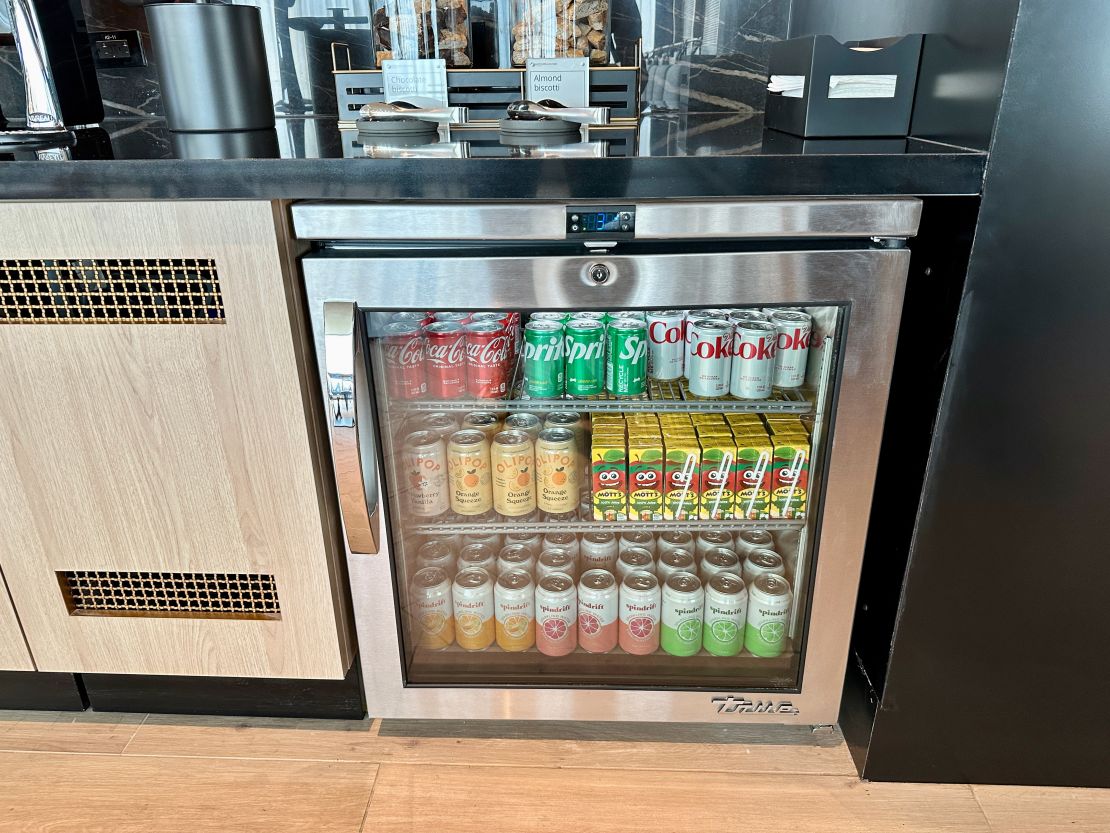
0,258,225,323
59,571,280,619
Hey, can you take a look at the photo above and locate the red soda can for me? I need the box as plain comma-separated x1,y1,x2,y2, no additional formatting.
465,320,510,398
382,321,427,400
434,311,472,324
424,322,468,399
471,312,519,363
392,311,433,326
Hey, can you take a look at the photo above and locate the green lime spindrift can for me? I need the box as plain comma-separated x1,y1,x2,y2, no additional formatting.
660,572,704,656
523,320,565,398
565,318,605,397
605,317,648,397
744,573,792,658
702,572,748,656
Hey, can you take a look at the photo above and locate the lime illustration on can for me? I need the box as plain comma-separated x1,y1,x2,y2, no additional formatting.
564,318,605,397
523,320,565,398
605,317,648,397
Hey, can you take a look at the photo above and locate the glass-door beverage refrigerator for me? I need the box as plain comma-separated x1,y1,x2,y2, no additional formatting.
295,199,920,723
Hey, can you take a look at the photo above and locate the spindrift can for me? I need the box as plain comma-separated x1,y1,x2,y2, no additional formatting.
744,573,792,657
619,570,661,655
660,572,704,657
535,572,577,656
703,572,748,657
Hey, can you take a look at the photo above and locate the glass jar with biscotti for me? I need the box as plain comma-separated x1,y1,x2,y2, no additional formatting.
510,0,612,66
372,0,474,68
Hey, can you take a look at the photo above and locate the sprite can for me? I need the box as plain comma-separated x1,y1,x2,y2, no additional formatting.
703,572,748,656
744,573,792,658
523,320,565,398
564,318,605,397
605,317,648,397
660,572,704,656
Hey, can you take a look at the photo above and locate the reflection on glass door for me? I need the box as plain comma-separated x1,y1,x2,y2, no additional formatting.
368,305,840,690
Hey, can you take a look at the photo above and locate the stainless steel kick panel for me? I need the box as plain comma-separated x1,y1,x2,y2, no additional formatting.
291,199,921,242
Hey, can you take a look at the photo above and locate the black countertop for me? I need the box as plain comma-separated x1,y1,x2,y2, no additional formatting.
0,114,986,201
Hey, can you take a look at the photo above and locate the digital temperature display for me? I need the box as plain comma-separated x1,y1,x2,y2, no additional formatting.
566,206,635,237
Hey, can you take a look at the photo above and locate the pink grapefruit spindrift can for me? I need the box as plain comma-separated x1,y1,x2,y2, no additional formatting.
535,573,577,657
619,570,661,655
577,569,618,653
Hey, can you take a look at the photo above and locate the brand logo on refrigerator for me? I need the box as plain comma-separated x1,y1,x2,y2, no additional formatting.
711,696,800,716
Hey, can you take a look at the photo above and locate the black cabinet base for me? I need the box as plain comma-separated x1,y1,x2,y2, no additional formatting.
81,660,365,720
0,671,86,711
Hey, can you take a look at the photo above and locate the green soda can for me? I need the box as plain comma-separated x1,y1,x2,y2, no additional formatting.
605,317,648,397
531,312,568,323
660,572,704,656
702,573,748,656
523,320,565,397
744,573,792,658
564,318,605,397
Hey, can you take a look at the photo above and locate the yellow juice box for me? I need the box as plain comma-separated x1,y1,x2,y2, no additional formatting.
698,434,737,521
591,429,628,521
628,436,665,521
734,434,774,520
770,434,810,520
662,431,700,521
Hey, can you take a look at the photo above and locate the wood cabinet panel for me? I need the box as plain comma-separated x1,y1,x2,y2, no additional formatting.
0,570,34,671
0,201,351,678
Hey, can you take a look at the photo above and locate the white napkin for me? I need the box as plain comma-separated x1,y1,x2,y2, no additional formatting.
768,74,898,99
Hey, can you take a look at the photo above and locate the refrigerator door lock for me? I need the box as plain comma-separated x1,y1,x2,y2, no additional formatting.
588,263,612,284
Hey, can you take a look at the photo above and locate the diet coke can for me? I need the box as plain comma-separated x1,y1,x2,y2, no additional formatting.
771,310,812,388
686,318,733,398
646,310,685,381
465,320,510,399
424,322,468,399
382,321,426,400
729,320,777,399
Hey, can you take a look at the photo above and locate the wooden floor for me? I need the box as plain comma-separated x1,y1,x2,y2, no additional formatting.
0,710,1107,832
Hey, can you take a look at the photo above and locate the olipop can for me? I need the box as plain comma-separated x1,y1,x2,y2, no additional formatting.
504,412,544,440
401,431,449,517
730,320,777,400
735,529,776,560
491,430,536,517
462,411,503,440
497,543,537,577
535,427,579,513
578,569,619,653
580,531,619,571
660,572,705,657
452,567,495,651
410,567,454,650
416,412,459,440
564,318,606,397
619,571,661,655
771,310,813,388
619,529,656,555
446,429,493,516
745,572,792,658
646,310,686,381
523,320,566,398
545,411,588,470
535,572,578,657
656,530,695,560
416,539,456,577
605,318,649,397
537,548,577,581
686,318,733,398
742,548,787,585
543,531,580,560
656,548,696,582
695,530,735,563
703,572,748,657
495,569,535,651
616,546,655,580
457,542,498,577
699,547,741,584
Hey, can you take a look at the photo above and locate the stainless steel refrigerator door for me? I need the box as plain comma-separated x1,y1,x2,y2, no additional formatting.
304,242,910,723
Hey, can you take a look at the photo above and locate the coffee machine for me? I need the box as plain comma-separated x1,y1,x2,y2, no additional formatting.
0,0,103,147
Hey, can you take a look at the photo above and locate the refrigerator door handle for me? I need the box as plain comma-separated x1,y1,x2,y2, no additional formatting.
324,301,379,554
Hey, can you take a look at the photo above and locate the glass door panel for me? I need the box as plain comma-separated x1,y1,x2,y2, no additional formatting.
367,303,842,690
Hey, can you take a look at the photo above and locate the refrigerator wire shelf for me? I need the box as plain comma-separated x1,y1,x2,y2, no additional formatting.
410,518,805,536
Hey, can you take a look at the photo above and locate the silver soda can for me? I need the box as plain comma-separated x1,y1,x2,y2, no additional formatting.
457,542,498,576
498,543,537,576
463,531,503,551
695,530,735,562
506,530,544,552
686,318,733,398
646,310,686,381
537,548,578,581
730,320,777,400
657,530,695,560
742,548,787,585
504,412,544,440
544,531,580,559
729,309,771,325
619,529,656,555
616,546,655,580
699,547,741,584
771,310,813,388
417,539,456,576
735,529,776,560
580,531,619,571
656,548,696,581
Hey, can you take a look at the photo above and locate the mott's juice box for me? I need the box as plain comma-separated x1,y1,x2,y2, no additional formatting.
698,434,736,520
663,432,700,520
628,436,665,521
771,434,810,519
592,429,628,521
734,435,774,520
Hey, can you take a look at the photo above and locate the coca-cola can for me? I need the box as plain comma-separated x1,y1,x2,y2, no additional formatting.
424,322,468,399
391,311,433,326
382,321,427,400
465,320,510,398
434,311,471,324
771,310,812,388
471,311,519,363
646,310,685,381
686,318,733,398
729,320,777,399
